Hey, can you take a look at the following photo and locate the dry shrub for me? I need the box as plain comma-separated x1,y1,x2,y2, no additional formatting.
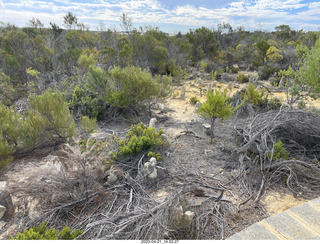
235,108,320,202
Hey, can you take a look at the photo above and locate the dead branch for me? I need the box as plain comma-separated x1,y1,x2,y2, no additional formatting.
235,108,320,204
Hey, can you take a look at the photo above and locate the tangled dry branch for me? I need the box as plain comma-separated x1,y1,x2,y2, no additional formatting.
12,141,233,240
235,108,320,203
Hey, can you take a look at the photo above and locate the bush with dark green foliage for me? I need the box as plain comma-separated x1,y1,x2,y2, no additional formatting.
112,123,168,159
85,66,172,115
107,66,158,109
79,115,97,134
10,222,83,240
198,89,245,141
237,72,250,83
69,83,106,120
267,140,290,161
189,96,200,105
166,58,186,81
27,89,75,142
0,90,75,169
228,65,240,74
0,133,13,170
268,97,282,110
258,64,279,80
240,83,268,106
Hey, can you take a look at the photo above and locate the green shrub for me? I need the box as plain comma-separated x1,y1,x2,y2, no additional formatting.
154,75,173,99
0,102,20,146
268,97,282,110
147,151,162,160
0,90,76,167
244,83,268,106
0,133,13,170
0,70,15,106
79,116,97,134
298,100,306,109
28,89,75,140
69,84,106,120
229,65,240,74
167,58,185,81
189,96,200,105
273,75,281,86
10,222,83,240
211,70,217,80
198,89,245,141
237,72,250,83
268,140,290,161
77,53,97,72
259,64,279,80
78,138,111,166
108,66,158,109
113,123,168,158
79,138,87,153
87,65,171,112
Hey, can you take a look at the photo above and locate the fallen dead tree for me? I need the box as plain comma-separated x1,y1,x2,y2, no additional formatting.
235,107,320,204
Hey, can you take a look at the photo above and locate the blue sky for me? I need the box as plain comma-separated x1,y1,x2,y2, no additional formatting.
0,0,319,33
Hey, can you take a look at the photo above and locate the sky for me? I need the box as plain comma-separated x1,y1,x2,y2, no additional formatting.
0,0,320,33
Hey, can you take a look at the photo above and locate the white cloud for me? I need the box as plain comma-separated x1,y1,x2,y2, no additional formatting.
0,0,319,32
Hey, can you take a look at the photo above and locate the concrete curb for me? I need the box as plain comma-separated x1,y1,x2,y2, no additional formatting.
227,197,320,240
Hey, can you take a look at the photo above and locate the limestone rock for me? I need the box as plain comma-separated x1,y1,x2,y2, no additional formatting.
269,76,275,86
179,86,186,99
106,166,124,185
202,123,211,136
194,102,201,112
0,181,6,191
107,171,117,185
148,168,157,179
173,206,195,229
182,211,195,228
157,103,168,113
279,76,286,87
0,220,6,230
142,157,157,179
0,206,6,220
149,157,157,164
0,181,13,220
26,197,40,219
149,118,157,128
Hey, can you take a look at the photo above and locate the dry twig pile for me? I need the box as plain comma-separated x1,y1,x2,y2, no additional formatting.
235,108,320,204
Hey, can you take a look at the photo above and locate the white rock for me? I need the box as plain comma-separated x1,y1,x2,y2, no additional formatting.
158,103,168,113
203,123,211,136
174,206,184,223
149,157,157,164
148,169,157,179
179,86,186,99
279,76,286,87
143,158,158,179
149,118,157,128
142,161,152,175
194,102,201,112
0,182,7,191
107,171,118,185
0,205,6,220
0,220,6,230
27,197,40,219
183,211,195,223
